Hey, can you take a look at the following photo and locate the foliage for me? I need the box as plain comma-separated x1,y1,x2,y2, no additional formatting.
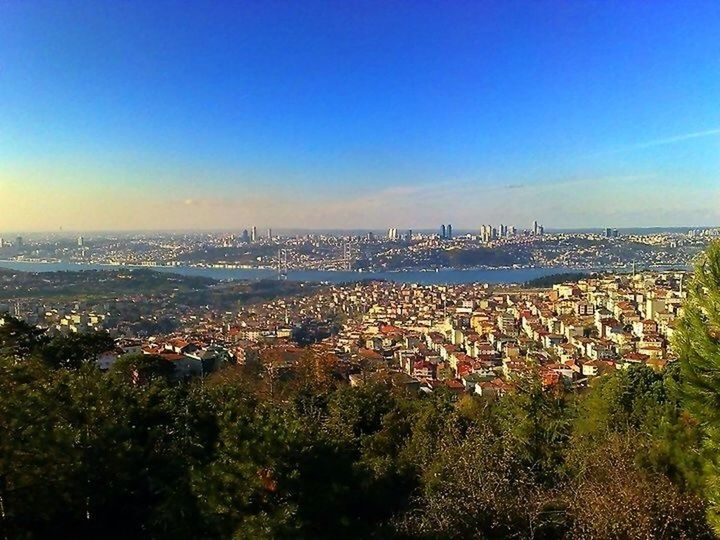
524,272,593,288
5,238,720,538
40,332,115,370
0,315,47,358
0,268,215,302
563,433,710,539
110,353,176,384
677,240,720,532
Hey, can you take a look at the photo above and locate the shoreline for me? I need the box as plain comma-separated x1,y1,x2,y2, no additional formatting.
0,259,690,272
0,259,691,286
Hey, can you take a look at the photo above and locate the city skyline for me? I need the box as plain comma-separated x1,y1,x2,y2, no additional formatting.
2,1,720,231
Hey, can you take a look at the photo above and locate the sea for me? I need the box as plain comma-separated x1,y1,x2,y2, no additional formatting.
0,260,672,285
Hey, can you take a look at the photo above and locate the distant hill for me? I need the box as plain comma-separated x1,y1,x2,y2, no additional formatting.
0,268,216,301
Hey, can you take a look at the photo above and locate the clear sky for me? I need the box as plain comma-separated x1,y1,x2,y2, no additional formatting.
1,0,719,232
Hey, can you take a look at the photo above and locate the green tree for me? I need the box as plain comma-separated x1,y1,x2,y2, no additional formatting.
40,331,115,370
496,377,572,485
110,353,175,384
0,315,47,358
676,240,720,532
0,355,204,539
0,356,84,537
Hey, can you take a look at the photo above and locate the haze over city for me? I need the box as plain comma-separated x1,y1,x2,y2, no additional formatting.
1,1,719,231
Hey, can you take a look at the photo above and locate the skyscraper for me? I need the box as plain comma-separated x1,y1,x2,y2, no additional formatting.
267,228,273,239
241,229,250,243
251,226,257,242
446,224,453,239
480,225,492,243
440,224,446,239
77,236,84,247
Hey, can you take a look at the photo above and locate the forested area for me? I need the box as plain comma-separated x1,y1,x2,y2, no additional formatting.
0,268,215,301
1,243,720,539
524,272,593,288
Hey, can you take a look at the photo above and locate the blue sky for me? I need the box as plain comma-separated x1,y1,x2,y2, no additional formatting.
1,0,719,231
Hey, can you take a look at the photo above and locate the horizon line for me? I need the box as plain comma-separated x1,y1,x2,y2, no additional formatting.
1,225,718,235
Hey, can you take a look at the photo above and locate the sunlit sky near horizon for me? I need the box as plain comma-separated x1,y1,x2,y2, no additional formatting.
1,1,719,232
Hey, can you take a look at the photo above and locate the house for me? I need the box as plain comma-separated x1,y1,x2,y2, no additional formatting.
475,378,509,398
412,359,435,379
581,359,616,377
165,338,198,355
444,378,466,394
575,301,594,316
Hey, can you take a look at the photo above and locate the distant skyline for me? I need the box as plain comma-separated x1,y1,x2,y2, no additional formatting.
1,1,719,231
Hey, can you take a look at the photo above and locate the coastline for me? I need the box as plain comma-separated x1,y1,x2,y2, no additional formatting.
0,259,690,286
